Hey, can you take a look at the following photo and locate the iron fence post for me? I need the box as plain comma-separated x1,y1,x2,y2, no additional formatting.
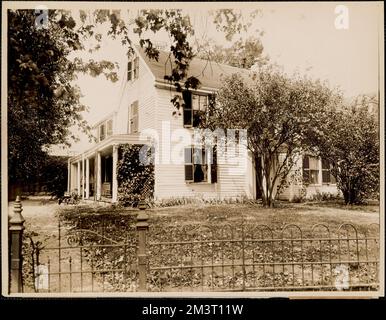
136,212,149,291
9,196,25,293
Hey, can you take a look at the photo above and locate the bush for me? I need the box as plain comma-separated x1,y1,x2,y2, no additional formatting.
309,191,342,202
117,144,154,207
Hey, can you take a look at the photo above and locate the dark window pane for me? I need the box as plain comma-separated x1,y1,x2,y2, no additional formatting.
303,169,309,183
185,164,193,181
211,147,217,183
184,109,192,126
183,91,192,126
303,155,309,169
193,110,205,127
322,170,331,183
322,159,330,169
194,164,205,182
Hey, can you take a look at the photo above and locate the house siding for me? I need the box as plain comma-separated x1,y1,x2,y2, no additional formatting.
114,56,156,135
277,154,340,201
152,88,252,200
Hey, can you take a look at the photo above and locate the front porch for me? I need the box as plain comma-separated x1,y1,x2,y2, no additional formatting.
68,134,150,203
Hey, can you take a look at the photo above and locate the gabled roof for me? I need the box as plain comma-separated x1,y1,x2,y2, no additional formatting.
135,45,250,90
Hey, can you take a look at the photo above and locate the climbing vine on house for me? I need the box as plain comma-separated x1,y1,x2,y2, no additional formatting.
117,144,154,206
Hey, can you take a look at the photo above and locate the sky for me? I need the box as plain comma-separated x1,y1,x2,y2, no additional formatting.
57,2,382,155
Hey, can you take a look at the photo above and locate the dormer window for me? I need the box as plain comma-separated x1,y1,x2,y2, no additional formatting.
127,56,139,81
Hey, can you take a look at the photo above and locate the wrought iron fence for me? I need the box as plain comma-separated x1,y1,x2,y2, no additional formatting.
28,211,138,293
147,223,379,292
27,212,379,293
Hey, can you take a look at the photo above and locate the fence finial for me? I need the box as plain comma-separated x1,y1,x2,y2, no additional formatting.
10,195,25,225
9,195,25,293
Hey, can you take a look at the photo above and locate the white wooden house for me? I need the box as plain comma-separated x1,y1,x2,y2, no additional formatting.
67,46,339,203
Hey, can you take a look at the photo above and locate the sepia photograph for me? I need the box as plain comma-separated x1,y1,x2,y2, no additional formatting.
1,1,384,301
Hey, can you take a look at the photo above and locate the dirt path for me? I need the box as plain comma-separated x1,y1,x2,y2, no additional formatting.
9,198,105,293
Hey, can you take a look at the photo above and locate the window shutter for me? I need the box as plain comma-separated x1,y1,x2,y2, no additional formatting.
302,155,309,183
131,101,139,133
183,91,192,127
208,93,216,117
134,57,139,79
184,147,193,182
99,124,106,141
107,119,113,136
127,61,132,81
210,146,217,183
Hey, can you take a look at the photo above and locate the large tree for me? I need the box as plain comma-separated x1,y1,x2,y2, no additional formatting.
313,95,379,204
205,68,341,207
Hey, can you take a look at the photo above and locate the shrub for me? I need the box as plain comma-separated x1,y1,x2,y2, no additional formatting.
117,144,154,207
309,191,342,202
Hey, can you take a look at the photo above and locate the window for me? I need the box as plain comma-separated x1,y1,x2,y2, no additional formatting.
303,155,319,185
183,91,210,127
128,101,139,134
184,146,217,183
99,123,106,142
98,119,113,142
322,159,336,184
127,57,139,82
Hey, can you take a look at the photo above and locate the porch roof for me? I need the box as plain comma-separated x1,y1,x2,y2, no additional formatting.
69,133,151,163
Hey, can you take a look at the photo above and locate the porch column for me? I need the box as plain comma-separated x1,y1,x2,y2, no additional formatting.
81,155,85,200
77,161,81,196
67,159,71,193
85,158,90,199
96,152,102,200
112,145,118,203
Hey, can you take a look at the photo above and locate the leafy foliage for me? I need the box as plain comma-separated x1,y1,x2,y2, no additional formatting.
196,36,268,69
117,144,154,206
313,95,379,204
211,9,261,41
205,68,342,207
40,156,68,198
8,10,118,185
